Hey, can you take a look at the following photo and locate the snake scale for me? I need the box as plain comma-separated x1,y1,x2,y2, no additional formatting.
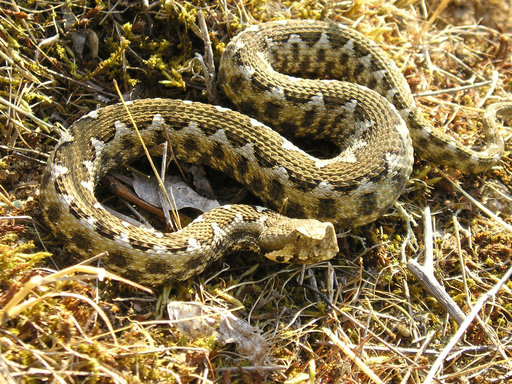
40,20,509,286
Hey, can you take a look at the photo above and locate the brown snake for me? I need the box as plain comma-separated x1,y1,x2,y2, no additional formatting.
40,20,509,286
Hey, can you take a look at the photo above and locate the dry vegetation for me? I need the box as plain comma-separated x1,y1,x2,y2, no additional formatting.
1,0,512,383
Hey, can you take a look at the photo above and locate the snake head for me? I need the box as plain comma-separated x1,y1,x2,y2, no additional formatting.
259,218,338,264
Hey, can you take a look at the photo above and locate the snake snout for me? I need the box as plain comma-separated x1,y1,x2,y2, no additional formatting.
260,218,338,264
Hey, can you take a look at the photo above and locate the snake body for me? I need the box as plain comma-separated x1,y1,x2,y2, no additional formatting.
40,20,507,286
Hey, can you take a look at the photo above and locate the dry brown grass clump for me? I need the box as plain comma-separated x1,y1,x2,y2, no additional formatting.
1,0,512,382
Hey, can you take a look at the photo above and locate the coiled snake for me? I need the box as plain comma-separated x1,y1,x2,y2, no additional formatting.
40,20,509,286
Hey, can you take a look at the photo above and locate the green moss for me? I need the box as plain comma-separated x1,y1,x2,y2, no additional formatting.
0,234,50,285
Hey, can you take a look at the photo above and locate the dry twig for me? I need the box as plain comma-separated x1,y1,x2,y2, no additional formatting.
407,207,466,325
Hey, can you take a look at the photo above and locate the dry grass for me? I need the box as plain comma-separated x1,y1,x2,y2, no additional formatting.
1,0,512,382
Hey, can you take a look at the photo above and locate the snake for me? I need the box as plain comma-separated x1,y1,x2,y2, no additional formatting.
40,20,509,286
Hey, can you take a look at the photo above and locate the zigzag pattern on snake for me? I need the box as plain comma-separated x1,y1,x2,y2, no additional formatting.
40,20,508,286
